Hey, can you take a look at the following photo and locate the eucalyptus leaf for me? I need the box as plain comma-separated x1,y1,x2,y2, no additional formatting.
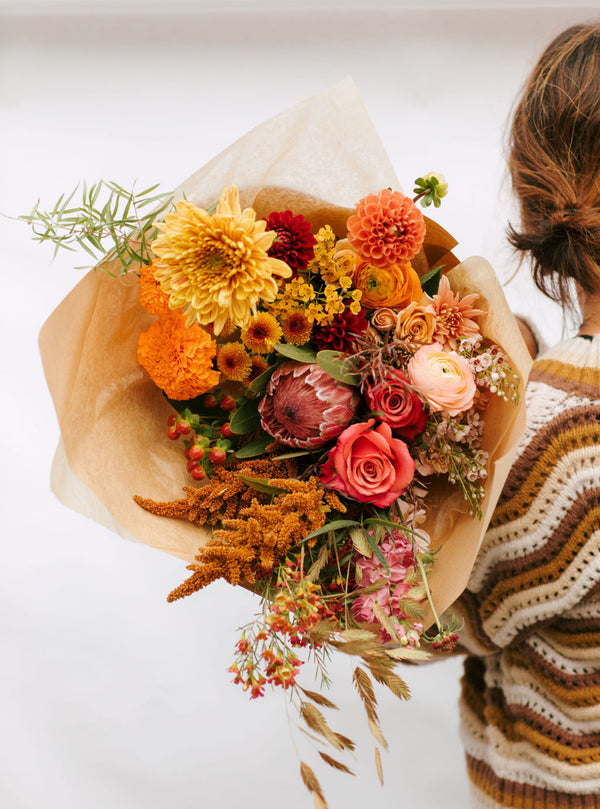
274,343,317,363
235,435,272,458
229,398,261,435
249,363,279,394
316,350,360,385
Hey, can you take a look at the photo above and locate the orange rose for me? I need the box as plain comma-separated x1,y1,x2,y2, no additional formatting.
396,302,436,343
353,260,422,309
407,342,476,416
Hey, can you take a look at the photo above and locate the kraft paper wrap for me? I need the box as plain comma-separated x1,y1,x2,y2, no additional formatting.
39,78,532,615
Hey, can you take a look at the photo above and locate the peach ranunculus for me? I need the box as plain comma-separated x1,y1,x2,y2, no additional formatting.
353,260,422,310
319,418,415,508
395,301,436,343
371,307,399,331
407,342,476,416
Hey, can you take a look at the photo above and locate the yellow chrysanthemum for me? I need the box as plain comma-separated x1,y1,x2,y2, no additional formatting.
152,186,292,335
217,342,252,382
241,312,282,354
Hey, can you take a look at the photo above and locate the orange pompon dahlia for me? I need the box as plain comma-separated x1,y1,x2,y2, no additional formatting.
137,314,219,400
138,262,171,316
430,274,486,349
347,189,426,268
353,260,422,310
241,312,282,354
217,342,253,382
151,186,292,335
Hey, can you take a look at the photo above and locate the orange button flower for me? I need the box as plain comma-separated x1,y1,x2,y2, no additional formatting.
353,260,422,310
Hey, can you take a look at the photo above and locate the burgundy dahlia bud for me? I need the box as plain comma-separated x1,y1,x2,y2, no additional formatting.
258,361,359,449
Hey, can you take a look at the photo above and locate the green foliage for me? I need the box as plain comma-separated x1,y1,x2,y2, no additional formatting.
413,173,447,209
20,180,174,274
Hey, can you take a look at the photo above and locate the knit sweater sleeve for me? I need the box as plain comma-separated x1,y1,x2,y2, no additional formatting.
457,340,600,654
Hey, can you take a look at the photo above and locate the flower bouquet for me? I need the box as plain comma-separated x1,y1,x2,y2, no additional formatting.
34,80,531,804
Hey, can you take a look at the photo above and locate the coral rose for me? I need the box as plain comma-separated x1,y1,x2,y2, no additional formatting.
320,419,415,508
365,368,427,440
407,342,476,416
354,260,422,310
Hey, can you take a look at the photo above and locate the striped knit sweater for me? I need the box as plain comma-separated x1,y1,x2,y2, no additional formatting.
456,334,600,809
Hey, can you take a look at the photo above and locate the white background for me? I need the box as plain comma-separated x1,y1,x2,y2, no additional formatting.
1,4,597,809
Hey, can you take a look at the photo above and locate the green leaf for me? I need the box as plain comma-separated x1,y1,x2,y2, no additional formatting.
229,399,261,435
236,475,288,496
419,265,442,296
273,450,311,460
235,435,272,458
316,350,360,385
249,363,279,394
274,343,317,363
363,529,390,573
303,520,359,542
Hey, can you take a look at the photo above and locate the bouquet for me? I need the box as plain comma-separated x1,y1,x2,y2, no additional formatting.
33,81,531,805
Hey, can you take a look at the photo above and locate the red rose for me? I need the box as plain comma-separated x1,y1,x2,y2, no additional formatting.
320,419,415,508
365,368,427,440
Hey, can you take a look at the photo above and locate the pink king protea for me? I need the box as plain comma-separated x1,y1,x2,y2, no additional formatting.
258,361,360,449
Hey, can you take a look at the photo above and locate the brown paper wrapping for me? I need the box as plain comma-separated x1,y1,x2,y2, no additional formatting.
39,78,532,610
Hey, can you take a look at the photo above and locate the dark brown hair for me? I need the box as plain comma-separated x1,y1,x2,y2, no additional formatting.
508,23,600,305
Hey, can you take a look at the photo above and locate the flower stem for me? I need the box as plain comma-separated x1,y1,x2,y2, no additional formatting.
415,553,443,633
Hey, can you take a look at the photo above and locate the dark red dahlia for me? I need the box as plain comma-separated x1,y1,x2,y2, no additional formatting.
312,309,368,353
264,210,316,273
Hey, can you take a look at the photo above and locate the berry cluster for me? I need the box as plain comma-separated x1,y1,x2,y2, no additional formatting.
166,394,238,480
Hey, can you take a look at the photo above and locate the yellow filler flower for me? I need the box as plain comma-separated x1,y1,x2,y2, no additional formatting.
152,186,292,335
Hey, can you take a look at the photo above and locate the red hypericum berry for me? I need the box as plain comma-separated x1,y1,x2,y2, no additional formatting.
168,413,177,427
190,465,206,481
189,444,205,461
209,447,227,464
178,420,192,435
220,395,236,412
221,423,233,438
203,394,218,408
167,425,180,440
186,459,198,472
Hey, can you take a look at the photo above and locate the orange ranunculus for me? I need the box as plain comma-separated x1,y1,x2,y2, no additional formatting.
353,260,422,310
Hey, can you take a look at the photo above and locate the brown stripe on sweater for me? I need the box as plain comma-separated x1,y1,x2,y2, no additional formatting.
494,405,600,514
506,646,600,706
484,685,600,752
466,754,600,808
491,418,600,529
479,497,600,623
530,358,600,399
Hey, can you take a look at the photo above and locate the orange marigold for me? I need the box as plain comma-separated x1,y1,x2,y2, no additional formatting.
241,312,282,354
347,189,425,268
217,342,253,382
137,314,219,400
354,260,422,310
138,262,171,316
